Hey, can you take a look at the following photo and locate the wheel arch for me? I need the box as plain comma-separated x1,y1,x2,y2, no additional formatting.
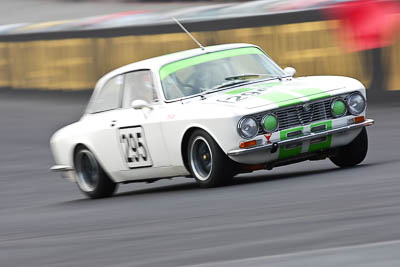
180,126,226,173
73,143,87,157
181,127,201,173
71,142,117,183
72,143,91,170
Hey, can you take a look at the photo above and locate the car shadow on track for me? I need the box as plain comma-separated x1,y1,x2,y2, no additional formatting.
56,163,375,205
228,163,375,187
116,181,200,198
232,161,387,186
114,166,344,199
55,181,200,206
232,167,340,186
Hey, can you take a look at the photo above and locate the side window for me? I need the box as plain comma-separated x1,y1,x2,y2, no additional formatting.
90,75,123,113
123,70,158,108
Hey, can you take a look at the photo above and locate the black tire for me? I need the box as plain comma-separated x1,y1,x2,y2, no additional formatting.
187,129,235,187
74,147,117,199
330,127,368,168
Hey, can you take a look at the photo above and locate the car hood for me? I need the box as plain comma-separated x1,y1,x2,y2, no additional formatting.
199,76,359,110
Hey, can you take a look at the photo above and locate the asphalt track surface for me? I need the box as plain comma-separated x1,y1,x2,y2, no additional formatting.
0,89,400,267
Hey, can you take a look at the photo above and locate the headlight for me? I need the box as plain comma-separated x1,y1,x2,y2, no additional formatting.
331,98,347,117
347,93,366,115
238,117,258,139
262,113,278,132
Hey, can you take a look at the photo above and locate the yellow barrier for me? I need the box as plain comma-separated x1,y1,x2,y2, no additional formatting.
0,20,398,91
388,36,400,91
0,42,11,87
6,39,96,90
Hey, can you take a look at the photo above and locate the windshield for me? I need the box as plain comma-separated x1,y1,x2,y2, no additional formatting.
159,47,285,100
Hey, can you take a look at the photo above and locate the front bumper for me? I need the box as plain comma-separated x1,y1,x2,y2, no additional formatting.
227,119,374,157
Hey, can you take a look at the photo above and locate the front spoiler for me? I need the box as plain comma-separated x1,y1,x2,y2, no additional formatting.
227,119,374,157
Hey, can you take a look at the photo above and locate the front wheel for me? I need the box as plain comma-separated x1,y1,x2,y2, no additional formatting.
188,130,235,187
74,147,117,199
330,127,368,168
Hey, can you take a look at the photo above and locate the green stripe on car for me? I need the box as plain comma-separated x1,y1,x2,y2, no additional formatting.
159,47,264,80
259,91,303,108
256,87,331,107
226,82,281,94
279,127,304,160
308,121,333,152
225,88,253,95
290,88,330,101
278,120,333,159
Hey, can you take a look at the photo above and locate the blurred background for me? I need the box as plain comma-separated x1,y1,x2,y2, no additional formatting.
0,0,399,94
1,1,400,267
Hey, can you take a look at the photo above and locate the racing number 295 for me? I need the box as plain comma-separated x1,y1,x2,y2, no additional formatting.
119,127,152,168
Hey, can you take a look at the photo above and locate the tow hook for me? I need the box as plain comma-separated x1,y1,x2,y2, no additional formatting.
270,142,278,153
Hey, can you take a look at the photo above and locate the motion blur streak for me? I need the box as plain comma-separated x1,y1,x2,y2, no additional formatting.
1,1,400,266
0,22,385,90
0,1,400,92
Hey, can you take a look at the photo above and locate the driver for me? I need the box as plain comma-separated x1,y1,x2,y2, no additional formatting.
163,74,186,100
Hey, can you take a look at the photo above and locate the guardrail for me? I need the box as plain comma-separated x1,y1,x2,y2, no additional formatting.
0,8,398,91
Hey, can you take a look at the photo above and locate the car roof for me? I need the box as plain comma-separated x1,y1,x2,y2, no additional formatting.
87,43,263,114
98,43,259,86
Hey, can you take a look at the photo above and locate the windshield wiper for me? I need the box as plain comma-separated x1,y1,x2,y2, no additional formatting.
207,74,281,91
197,74,282,99
212,80,249,90
196,80,247,99
224,74,281,81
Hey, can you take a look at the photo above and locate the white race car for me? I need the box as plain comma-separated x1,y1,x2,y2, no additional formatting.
50,43,374,198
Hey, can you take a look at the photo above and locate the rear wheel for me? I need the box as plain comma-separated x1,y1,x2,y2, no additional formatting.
74,147,117,199
330,127,368,168
188,130,235,187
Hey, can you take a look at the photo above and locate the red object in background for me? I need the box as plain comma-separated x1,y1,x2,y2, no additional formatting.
325,0,400,51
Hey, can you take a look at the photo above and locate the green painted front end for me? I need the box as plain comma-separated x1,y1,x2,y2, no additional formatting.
223,83,353,163
227,115,363,167
278,121,333,160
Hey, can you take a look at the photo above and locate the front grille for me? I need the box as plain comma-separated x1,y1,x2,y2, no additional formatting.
254,98,335,135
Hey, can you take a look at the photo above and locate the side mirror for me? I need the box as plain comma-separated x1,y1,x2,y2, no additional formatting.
131,99,153,110
283,67,296,77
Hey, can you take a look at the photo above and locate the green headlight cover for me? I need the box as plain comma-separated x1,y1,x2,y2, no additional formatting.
332,99,346,117
263,114,278,132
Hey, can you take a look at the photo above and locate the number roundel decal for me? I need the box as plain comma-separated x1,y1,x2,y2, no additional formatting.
119,127,152,168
